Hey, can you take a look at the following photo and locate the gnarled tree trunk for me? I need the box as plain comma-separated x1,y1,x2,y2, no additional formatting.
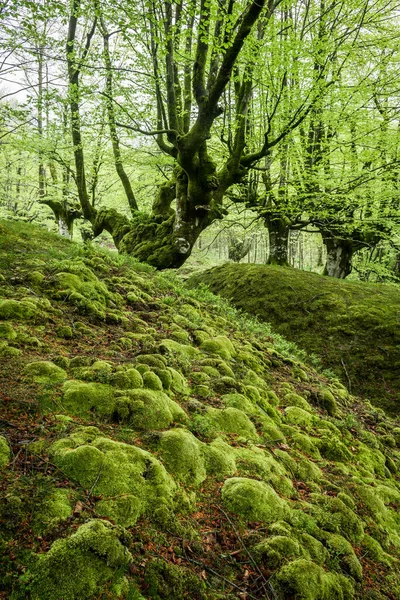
322,236,355,279
265,216,290,266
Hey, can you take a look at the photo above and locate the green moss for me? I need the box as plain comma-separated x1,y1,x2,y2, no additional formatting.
323,532,362,581
292,433,321,459
299,532,328,565
29,519,132,600
274,559,354,600
144,558,207,600
199,335,236,360
158,339,199,361
222,392,258,414
316,435,352,462
198,358,235,378
159,429,206,485
0,322,17,339
62,380,114,417
201,437,237,478
282,392,313,411
208,407,259,441
152,367,172,390
110,368,143,389
221,477,287,522
113,388,188,429
284,406,315,427
23,361,67,384
309,495,364,543
0,341,21,356
254,535,303,568
50,428,175,526
0,435,11,468
143,371,163,391
35,488,73,532
56,325,73,339
134,354,166,370
315,389,338,416
168,367,190,394
361,534,394,566
0,298,37,320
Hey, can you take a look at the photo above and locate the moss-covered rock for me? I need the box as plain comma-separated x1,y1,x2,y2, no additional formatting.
221,477,287,522
159,429,206,485
274,558,354,600
113,388,187,429
0,322,17,339
50,428,175,526
0,435,11,468
23,361,67,384
62,380,114,417
29,519,132,600
144,558,207,600
199,335,236,360
0,298,37,320
208,407,259,441
143,370,163,391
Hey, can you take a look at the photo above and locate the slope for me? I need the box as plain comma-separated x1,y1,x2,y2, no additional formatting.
188,263,400,415
0,220,399,600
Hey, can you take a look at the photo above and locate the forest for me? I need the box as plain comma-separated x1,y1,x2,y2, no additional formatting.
1,1,400,600
1,0,400,278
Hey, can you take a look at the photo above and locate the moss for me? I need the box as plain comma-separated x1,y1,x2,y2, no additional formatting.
309,495,364,543
0,342,21,357
0,322,17,339
0,298,37,320
113,388,187,429
316,435,352,462
199,335,236,360
35,488,73,532
62,380,114,417
144,558,207,600
143,371,163,391
295,458,323,482
208,407,259,441
284,406,315,427
135,354,167,370
292,433,321,459
198,358,235,378
244,385,261,402
299,532,328,565
152,367,172,390
222,392,258,414
361,534,394,566
23,361,67,384
323,532,362,581
168,367,190,394
159,339,200,360
56,325,73,339
254,535,303,568
29,519,132,600
235,447,294,497
282,392,313,411
0,435,11,468
50,428,175,526
211,376,238,394
274,558,354,600
159,429,206,485
316,389,338,416
110,368,143,389
221,477,287,522
80,360,113,383
201,437,237,478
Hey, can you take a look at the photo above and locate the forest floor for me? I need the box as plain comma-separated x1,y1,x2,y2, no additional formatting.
0,220,399,600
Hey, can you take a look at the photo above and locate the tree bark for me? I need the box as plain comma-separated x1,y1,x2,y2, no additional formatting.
265,216,290,266
322,236,354,279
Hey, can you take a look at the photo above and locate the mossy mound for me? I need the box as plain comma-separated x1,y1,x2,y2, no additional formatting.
221,477,287,522
23,361,67,384
50,427,175,526
189,263,400,413
29,519,132,600
0,435,11,468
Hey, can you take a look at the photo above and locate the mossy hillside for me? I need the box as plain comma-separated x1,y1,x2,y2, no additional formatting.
0,220,399,600
189,263,400,414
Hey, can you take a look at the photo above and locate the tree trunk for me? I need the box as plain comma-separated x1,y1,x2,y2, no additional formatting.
323,237,354,279
266,217,290,266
